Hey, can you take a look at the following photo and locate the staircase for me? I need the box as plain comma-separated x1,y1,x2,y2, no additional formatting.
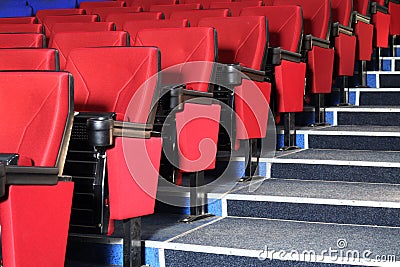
65,49,400,266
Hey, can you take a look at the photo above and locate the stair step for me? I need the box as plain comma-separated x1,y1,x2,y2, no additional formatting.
145,215,400,266
348,88,400,106
366,71,400,88
270,149,400,184
325,106,400,126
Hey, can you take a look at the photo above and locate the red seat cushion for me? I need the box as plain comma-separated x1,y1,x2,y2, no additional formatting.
0,33,44,48
170,9,230,26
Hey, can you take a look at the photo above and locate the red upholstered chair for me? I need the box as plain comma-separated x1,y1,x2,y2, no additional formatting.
0,16,36,24
170,9,230,26
181,0,231,9
0,48,59,70
388,0,400,52
106,11,164,30
150,3,201,18
269,0,334,125
209,1,263,16
50,21,115,39
129,0,178,11
330,0,357,103
134,27,221,221
0,23,43,33
85,6,143,21
80,0,126,8
0,71,74,267
0,33,45,48
368,0,390,49
198,16,273,178
239,6,306,149
42,14,99,39
36,8,86,23
123,18,189,43
63,47,162,265
49,31,129,69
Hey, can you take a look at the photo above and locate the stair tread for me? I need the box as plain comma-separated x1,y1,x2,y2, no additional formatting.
226,178,400,205
298,125,400,135
326,106,400,112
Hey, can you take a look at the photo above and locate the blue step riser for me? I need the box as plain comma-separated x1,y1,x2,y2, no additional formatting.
308,135,400,151
271,163,400,184
227,200,400,227
334,112,400,126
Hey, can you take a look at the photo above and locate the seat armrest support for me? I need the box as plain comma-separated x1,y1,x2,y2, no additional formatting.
268,47,302,65
5,166,59,185
303,35,331,50
0,154,19,165
370,2,389,14
331,22,354,37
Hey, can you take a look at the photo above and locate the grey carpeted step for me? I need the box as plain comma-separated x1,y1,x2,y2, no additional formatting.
349,88,400,106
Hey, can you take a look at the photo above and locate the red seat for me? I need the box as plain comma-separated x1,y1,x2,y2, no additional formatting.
352,0,374,61
150,3,201,18
85,6,143,21
170,9,230,26
0,23,43,33
388,1,400,36
123,18,188,43
369,0,390,48
209,1,263,16
129,0,177,11
49,31,128,69
64,46,162,234
0,33,45,48
36,8,86,23
0,48,59,70
0,17,36,24
181,0,231,9
0,71,74,267
106,11,164,30
80,1,126,8
50,22,115,39
42,14,99,39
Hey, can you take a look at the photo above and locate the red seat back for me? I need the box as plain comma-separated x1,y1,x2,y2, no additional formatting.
209,1,263,16
42,14,99,38
331,0,352,26
36,8,86,23
170,9,230,26
106,11,164,30
150,3,201,18
353,0,369,16
85,7,143,21
0,17,36,24
198,16,267,70
272,0,331,40
0,23,43,34
181,0,231,9
0,71,72,167
49,31,129,69
123,18,188,43
80,1,126,8
134,27,216,92
0,48,59,70
130,0,177,11
0,33,45,48
50,22,115,38
240,6,303,53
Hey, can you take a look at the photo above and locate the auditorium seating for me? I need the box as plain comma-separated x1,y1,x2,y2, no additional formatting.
134,27,221,221
29,0,78,13
0,71,74,267
79,1,126,8
49,31,129,69
240,6,306,149
181,0,231,9
209,1,263,16
0,48,59,70
198,16,273,178
170,9,230,26
105,11,164,30
63,46,162,265
0,33,45,48
50,22,115,38
123,19,189,43
128,0,177,11
84,6,143,21
36,8,86,23
42,14,99,39
0,5,33,18
0,23,43,33
150,3,201,18
0,17,37,24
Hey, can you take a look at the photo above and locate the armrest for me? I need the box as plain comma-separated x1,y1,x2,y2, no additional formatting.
352,11,371,24
370,2,389,14
0,154,19,165
5,166,59,185
215,63,266,87
303,35,331,50
389,0,400,4
169,85,214,110
0,163,5,197
267,47,302,65
331,22,354,37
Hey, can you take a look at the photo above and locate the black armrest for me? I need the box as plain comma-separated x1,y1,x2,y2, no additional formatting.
0,154,19,165
5,166,58,185
169,86,214,110
331,22,354,37
389,0,400,4
216,63,266,84
303,35,331,50
352,11,371,24
370,2,389,14
268,47,302,65
0,163,5,198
